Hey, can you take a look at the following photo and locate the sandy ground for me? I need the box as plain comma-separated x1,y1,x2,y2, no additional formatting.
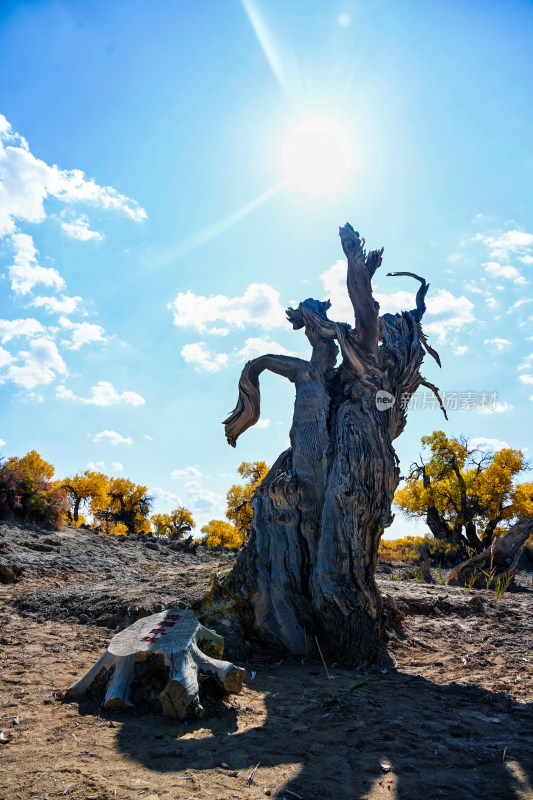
1,522,532,800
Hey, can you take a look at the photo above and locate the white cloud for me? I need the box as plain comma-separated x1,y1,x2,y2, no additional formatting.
87,461,106,471
0,346,13,367
320,261,475,343
151,486,183,508
169,282,286,334
518,354,533,371
518,374,533,386
8,232,65,294
470,436,510,452
484,261,526,285
477,229,533,260
32,294,81,315
509,298,533,312
144,434,154,441
56,380,144,406
87,460,123,474
60,212,103,242
185,484,226,517
520,255,533,265
171,466,203,479
15,390,44,403
92,430,133,446
463,281,484,295
0,317,44,342
235,336,295,361
256,418,270,429
477,401,514,414
484,338,512,352
423,290,476,343
59,316,106,349
181,342,228,372
0,438,6,448
5,337,66,389
453,345,468,355
0,114,146,236
338,13,351,27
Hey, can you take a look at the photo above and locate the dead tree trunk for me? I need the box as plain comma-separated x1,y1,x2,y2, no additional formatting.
447,517,533,588
222,225,445,664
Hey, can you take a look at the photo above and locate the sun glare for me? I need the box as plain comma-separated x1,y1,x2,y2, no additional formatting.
282,118,353,194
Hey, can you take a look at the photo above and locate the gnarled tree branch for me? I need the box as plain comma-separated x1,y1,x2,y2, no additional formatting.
223,355,308,447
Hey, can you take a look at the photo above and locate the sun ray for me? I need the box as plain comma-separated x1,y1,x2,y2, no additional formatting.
171,181,286,262
241,0,289,95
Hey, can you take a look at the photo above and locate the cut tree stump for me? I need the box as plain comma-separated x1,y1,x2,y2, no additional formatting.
66,608,245,719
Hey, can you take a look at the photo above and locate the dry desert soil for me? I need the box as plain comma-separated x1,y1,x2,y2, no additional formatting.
0,522,532,800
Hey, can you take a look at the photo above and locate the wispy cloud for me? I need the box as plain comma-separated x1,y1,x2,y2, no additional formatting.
470,436,510,452
32,294,82,315
92,430,133,446
5,338,66,389
0,318,44,343
57,380,145,406
59,211,104,242
171,466,203,479
170,282,286,335
484,261,527,285
180,342,229,373
235,336,295,361
484,338,512,352
59,317,106,350
8,233,65,295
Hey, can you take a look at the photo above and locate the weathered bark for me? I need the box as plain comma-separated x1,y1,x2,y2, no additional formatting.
223,224,444,664
448,518,533,588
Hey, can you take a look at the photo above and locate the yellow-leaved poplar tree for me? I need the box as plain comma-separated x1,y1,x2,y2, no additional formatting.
226,460,269,546
151,507,195,538
97,477,152,535
61,470,110,525
7,450,55,483
395,430,533,554
201,519,241,549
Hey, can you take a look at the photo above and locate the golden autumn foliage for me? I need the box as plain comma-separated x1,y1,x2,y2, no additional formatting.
61,470,109,524
225,460,269,546
200,519,241,549
106,522,129,537
99,477,153,535
0,450,67,529
6,450,55,483
151,507,195,538
395,430,533,553
379,534,459,564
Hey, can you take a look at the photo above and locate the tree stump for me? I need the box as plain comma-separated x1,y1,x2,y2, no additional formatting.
66,608,245,719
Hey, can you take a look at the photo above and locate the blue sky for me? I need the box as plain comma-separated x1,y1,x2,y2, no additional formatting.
1,0,532,537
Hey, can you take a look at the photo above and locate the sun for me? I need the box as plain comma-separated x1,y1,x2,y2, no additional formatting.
282,118,353,195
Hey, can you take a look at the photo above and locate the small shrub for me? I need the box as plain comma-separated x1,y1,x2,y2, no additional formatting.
0,460,67,530
104,522,129,536
379,534,460,565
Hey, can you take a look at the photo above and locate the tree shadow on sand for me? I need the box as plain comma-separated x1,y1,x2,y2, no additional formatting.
103,662,532,800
